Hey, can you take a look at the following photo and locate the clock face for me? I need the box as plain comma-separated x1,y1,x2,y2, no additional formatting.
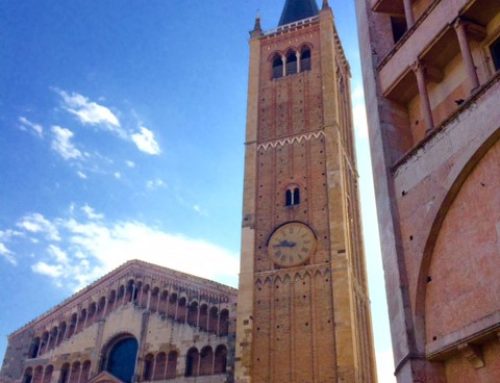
268,222,316,267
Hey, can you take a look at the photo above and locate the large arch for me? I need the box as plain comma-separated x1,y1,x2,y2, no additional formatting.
100,333,139,383
414,132,500,351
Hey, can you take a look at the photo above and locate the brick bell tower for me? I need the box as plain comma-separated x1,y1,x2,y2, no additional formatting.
235,0,377,382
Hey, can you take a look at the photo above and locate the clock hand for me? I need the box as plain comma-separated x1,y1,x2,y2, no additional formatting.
273,240,297,248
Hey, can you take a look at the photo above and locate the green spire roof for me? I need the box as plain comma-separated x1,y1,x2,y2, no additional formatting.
278,0,319,26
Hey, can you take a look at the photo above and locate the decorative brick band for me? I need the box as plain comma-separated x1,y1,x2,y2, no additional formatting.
257,130,325,151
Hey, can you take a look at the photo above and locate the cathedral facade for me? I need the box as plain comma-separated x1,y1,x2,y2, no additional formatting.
0,261,237,383
356,0,500,381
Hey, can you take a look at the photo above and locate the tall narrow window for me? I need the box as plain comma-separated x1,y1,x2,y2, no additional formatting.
176,297,187,322
166,351,177,379
491,36,500,71
23,368,33,383
57,322,66,346
300,48,311,71
218,309,229,336
153,353,167,381
185,348,199,377
286,51,298,75
199,304,208,331
42,366,53,383
391,16,407,43
199,346,213,376
208,307,218,333
143,354,154,381
214,345,227,374
59,364,69,383
80,361,91,383
187,301,198,327
272,55,284,79
285,186,301,206
29,337,40,358
285,189,293,206
69,362,80,383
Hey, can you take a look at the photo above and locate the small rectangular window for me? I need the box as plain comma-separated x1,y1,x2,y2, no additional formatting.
490,36,500,71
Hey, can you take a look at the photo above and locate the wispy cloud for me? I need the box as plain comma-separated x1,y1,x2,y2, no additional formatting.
55,89,162,156
125,160,136,168
56,89,122,134
0,243,16,265
146,178,166,190
77,171,88,179
81,205,104,221
32,261,64,279
131,127,161,155
51,126,83,160
192,204,207,216
19,116,43,137
17,213,60,241
10,207,238,290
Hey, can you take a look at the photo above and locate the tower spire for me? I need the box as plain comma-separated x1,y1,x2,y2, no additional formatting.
278,0,319,26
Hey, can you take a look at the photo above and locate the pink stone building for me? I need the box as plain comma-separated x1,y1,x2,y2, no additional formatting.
356,0,499,381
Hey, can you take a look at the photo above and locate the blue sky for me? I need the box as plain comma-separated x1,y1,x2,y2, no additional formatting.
0,1,395,381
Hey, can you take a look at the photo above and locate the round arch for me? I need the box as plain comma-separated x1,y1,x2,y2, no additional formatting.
100,333,138,383
414,132,500,350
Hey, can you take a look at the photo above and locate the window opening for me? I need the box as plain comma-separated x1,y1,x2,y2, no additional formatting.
300,48,311,71
166,351,177,379
143,354,154,381
106,337,139,383
491,36,500,71
391,16,407,43
286,52,298,75
185,348,199,377
285,186,301,206
272,56,284,79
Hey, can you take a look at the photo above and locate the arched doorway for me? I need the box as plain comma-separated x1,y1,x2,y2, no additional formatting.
102,335,139,383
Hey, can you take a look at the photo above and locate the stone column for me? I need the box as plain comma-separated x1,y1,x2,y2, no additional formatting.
454,18,480,91
132,284,137,305
412,61,434,131
146,287,152,311
403,0,415,28
296,51,301,73
282,55,287,77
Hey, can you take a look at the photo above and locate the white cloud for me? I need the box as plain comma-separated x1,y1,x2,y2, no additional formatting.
18,208,238,290
146,178,166,190
114,172,122,179
19,116,43,137
47,244,69,264
131,126,161,155
56,90,122,134
32,261,63,278
192,204,207,216
51,126,82,160
17,213,61,241
81,205,104,220
77,171,88,179
125,160,136,168
0,243,16,265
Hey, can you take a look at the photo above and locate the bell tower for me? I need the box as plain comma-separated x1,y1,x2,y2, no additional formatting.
235,0,377,382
